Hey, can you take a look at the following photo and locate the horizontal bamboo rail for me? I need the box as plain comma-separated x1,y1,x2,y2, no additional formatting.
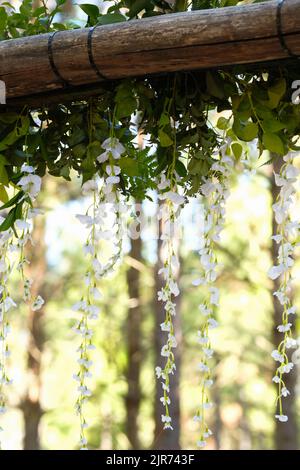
0,0,299,106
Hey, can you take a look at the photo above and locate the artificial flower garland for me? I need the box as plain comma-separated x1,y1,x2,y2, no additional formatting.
0,164,43,448
192,141,234,447
0,143,298,450
155,174,185,431
73,137,127,449
268,152,299,423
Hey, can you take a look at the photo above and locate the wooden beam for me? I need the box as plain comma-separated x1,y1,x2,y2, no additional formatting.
0,0,299,105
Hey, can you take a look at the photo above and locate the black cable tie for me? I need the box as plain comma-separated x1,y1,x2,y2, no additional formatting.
48,31,70,87
87,26,108,81
276,0,299,59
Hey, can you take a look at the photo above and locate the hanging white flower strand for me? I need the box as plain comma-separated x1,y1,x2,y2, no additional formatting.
16,164,43,308
0,163,42,446
268,152,299,423
193,141,234,448
73,136,126,449
155,174,185,431
0,224,15,446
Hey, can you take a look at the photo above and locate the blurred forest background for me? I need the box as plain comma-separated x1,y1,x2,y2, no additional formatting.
0,0,300,450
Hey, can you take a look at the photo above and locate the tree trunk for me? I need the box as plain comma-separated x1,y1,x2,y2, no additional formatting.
20,215,47,450
125,205,143,449
270,155,298,450
153,209,182,450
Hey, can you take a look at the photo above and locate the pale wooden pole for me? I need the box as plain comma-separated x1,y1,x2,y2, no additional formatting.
0,0,299,104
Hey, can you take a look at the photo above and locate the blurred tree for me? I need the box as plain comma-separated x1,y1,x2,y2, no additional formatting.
125,205,143,449
271,155,298,450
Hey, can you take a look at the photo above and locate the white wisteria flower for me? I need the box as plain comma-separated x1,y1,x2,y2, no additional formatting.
281,387,290,398
156,175,183,430
270,152,299,425
15,219,31,231
268,264,284,280
193,140,234,448
271,350,284,363
279,362,294,374
159,191,185,206
157,174,170,190
277,323,292,333
82,180,98,195
73,159,127,449
275,414,288,422
32,295,45,311
196,440,206,448
18,174,42,200
21,163,35,173
102,137,125,155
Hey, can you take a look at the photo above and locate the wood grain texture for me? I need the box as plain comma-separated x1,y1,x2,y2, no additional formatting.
0,0,299,104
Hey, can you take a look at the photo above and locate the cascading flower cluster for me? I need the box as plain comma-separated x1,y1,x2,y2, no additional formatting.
16,164,44,307
73,137,126,449
0,163,42,445
192,141,234,447
155,174,185,431
0,223,15,442
268,152,299,423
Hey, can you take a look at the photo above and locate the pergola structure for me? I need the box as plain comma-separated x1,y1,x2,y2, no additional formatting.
0,0,299,107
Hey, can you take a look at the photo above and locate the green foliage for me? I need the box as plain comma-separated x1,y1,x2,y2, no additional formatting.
0,0,299,230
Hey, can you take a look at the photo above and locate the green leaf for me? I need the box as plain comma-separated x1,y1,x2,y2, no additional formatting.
97,13,127,25
128,0,149,18
216,116,229,131
15,200,24,220
233,119,258,142
116,97,137,119
79,3,100,19
231,142,243,160
267,78,286,109
159,112,170,128
87,141,102,160
262,119,286,133
17,116,30,136
262,132,285,155
0,163,9,186
0,154,9,165
68,128,86,147
60,165,71,180
115,81,137,119
0,112,18,124
0,190,24,211
0,7,8,34
179,132,199,146
175,159,187,177
0,185,8,203
0,207,16,232
206,72,225,100
118,157,139,177
158,130,173,147
72,144,86,159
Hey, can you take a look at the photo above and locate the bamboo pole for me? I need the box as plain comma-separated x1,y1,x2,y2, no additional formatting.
0,0,299,105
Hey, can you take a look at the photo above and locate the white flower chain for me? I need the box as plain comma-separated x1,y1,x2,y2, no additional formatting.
73,137,126,449
193,142,233,448
0,227,15,445
0,164,43,446
155,174,185,431
17,164,44,308
268,152,299,423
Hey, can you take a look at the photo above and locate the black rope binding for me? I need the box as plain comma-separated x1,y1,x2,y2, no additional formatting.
87,26,108,80
48,32,70,87
276,0,299,59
